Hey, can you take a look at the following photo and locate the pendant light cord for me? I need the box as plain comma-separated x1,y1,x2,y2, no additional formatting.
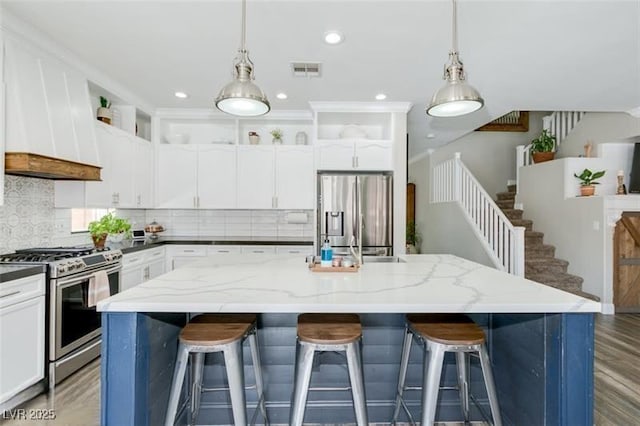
451,0,458,53
241,0,247,51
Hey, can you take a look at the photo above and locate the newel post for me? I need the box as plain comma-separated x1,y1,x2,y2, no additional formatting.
513,226,526,277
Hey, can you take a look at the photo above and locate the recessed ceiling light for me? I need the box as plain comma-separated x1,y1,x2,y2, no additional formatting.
324,31,344,45
174,91,188,99
375,93,387,101
426,133,436,139
276,92,288,100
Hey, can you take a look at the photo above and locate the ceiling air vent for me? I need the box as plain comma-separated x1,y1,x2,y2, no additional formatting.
291,62,322,78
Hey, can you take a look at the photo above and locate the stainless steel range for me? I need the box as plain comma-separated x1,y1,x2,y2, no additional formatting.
0,246,122,387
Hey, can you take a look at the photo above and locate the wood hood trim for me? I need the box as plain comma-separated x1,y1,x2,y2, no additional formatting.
5,152,101,181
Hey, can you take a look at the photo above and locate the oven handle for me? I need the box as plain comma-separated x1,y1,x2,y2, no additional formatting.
55,265,122,289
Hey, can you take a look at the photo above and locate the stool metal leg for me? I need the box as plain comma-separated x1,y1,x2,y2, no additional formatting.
346,339,369,426
455,352,470,423
478,344,502,426
190,352,205,426
391,327,413,424
248,331,269,425
289,342,315,426
223,340,248,426
165,343,190,426
421,343,445,425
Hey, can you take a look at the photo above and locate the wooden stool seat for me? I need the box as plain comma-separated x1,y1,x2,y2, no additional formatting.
407,313,485,345
297,313,362,345
179,313,257,346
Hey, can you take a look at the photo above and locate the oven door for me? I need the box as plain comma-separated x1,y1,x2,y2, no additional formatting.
50,264,121,360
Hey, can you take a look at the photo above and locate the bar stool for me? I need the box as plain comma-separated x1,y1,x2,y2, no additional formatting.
289,313,368,426
165,314,269,426
391,314,502,426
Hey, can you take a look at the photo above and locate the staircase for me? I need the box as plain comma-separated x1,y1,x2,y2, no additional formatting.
495,185,599,301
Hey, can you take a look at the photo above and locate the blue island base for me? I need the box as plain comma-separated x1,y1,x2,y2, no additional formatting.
101,312,594,425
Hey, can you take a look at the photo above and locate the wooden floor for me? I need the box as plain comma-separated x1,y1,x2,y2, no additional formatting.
2,314,639,425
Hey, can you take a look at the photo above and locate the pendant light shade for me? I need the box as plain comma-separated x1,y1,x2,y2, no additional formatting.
426,0,483,117
215,0,270,116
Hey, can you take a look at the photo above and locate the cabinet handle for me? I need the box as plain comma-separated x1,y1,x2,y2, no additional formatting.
352,156,356,168
183,250,195,253
252,250,264,253
0,290,20,299
137,195,141,206
355,156,359,168
274,196,278,209
218,250,230,253
197,196,200,208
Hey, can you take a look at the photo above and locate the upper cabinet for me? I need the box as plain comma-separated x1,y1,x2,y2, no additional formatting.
1,30,5,206
4,35,98,165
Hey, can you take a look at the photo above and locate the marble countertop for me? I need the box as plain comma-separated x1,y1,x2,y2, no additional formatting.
0,264,46,283
98,254,601,314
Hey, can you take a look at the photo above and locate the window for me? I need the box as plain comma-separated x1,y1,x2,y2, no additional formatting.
71,208,112,233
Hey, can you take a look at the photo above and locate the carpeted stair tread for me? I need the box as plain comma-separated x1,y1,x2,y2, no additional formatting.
509,219,533,231
526,272,584,290
507,184,516,193
525,244,556,258
568,290,600,302
525,258,569,274
496,199,515,209
525,231,545,245
496,191,516,201
502,209,523,220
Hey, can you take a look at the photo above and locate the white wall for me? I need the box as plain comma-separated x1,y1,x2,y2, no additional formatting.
516,159,607,307
557,112,640,158
409,153,494,267
411,112,549,199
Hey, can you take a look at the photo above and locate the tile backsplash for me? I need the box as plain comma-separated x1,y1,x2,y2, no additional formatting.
0,176,90,254
0,175,314,254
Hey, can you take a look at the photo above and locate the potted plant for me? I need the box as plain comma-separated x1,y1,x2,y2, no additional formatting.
97,96,113,125
88,213,132,248
574,168,606,196
270,129,283,144
406,221,421,254
530,129,556,163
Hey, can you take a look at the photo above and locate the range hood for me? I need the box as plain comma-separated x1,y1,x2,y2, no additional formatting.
5,152,101,181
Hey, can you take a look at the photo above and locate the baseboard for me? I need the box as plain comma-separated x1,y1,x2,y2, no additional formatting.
601,303,615,315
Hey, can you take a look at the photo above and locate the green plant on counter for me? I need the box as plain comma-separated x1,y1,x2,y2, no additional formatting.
530,129,556,153
99,96,111,109
574,168,606,186
88,212,131,238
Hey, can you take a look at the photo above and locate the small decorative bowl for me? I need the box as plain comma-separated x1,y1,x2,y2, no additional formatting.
342,257,354,268
332,257,342,267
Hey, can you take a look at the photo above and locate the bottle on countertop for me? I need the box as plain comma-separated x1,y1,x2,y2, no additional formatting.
320,238,333,267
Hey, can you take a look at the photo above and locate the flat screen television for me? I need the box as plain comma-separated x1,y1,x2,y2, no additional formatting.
629,143,640,193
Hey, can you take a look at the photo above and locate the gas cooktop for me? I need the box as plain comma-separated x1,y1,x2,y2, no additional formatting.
0,246,110,262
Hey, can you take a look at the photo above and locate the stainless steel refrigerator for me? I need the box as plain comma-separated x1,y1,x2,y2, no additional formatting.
317,171,393,257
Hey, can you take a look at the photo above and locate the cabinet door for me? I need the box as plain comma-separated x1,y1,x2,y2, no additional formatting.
198,145,237,209
0,296,45,404
110,132,136,207
156,145,198,208
120,264,144,292
65,68,99,166
316,141,355,170
354,141,393,170
85,124,113,207
237,146,275,209
275,146,314,209
146,258,165,281
134,138,154,208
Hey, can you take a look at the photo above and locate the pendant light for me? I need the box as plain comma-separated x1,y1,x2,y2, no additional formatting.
215,0,270,116
426,0,484,117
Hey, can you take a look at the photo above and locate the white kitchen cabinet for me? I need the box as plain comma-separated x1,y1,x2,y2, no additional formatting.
156,145,198,208
237,146,314,209
275,146,315,209
4,35,98,165
156,144,236,209
275,245,314,255
237,146,275,209
198,145,237,209
0,274,45,405
133,139,154,208
1,32,5,206
120,247,166,291
316,139,392,171
166,245,207,270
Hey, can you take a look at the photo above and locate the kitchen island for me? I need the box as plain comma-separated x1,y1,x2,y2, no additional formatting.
98,254,600,425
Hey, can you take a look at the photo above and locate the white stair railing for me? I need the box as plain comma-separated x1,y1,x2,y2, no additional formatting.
431,153,525,276
516,111,585,189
